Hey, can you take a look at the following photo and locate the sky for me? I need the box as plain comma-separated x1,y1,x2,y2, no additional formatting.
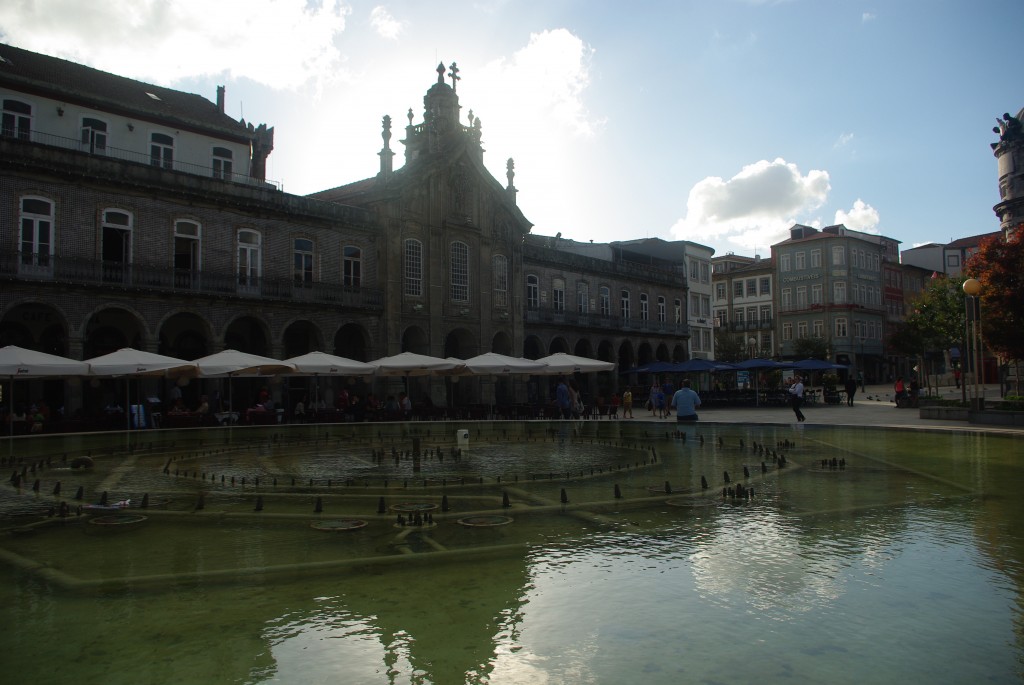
2,0,1020,258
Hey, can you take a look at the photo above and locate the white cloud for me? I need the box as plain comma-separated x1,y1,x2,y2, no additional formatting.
862,12,877,22
0,0,351,90
834,199,880,231
834,132,854,149
369,6,402,39
669,158,831,251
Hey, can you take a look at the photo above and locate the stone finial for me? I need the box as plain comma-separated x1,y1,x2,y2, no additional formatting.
407,108,414,126
436,62,446,84
382,114,392,146
506,158,515,188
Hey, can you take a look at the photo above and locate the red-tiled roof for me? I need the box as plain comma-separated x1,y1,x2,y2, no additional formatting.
945,231,1002,249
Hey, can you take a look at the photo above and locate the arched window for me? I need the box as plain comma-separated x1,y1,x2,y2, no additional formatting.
526,274,539,309
294,238,315,287
450,241,469,302
640,292,649,321
2,99,32,140
19,196,53,276
343,245,361,287
492,254,508,307
657,296,666,322
620,289,631,320
237,229,261,291
404,239,422,296
599,286,610,316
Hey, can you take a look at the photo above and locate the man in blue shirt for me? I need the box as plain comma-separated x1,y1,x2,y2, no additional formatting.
555,378,571,419
670,378,701,422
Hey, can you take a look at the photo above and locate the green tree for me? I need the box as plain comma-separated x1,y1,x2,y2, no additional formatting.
965,227,1024,393
888,274,967,391
713,330,745,362
792,336,830,360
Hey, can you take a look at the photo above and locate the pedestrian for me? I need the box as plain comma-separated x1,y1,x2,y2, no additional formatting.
893,376,906,407
555,378,571,420
954,368,961,389
788,375,806,422
622,387,634,418
648,381,659,416
670,379,701,424
844,376,857,406
610,392,620,419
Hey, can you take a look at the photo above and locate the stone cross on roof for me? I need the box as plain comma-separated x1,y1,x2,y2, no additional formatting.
448,62,460,92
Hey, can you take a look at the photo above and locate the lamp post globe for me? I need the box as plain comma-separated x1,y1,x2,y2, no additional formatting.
962,278,982,297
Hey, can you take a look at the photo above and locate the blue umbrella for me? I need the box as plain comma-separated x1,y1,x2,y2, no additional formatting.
734,358,787,370
792,359,847,371
676,358,736,372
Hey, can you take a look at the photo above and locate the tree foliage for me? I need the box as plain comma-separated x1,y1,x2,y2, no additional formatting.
965,227,1024,361
792,336,830,360
888,274,966,358
713,330,745,362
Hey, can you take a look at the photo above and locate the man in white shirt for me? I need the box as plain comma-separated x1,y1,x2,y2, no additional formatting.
788,376,806,422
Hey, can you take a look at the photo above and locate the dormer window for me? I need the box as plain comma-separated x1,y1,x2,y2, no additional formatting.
212,147,233,180
150,133,174,169
2,99,31,140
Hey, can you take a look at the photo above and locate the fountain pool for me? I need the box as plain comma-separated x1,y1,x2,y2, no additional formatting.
2,420,1023,684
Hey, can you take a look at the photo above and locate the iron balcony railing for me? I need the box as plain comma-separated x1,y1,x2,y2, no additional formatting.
525,307,690,336
1,250,383,309
3,128,283,190
729,318,774,331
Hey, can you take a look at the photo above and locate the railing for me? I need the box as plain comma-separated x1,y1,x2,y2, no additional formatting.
0,250,383,309
525,307,689,336
4,129,283,190
729,319,774,331
778,302,884,314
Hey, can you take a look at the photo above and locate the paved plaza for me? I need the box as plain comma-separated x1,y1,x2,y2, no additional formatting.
629,383,1021,433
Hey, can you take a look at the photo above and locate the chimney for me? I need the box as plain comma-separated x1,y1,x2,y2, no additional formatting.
216,85,225,114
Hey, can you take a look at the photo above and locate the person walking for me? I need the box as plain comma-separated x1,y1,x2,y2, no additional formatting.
789,375,806,422
893,376,906,408
622,387,634,418
555,378,571,419
670,379,701,424
844,376,857,407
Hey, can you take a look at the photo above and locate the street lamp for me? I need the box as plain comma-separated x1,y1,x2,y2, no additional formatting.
962,278,983,409
748,336,757,360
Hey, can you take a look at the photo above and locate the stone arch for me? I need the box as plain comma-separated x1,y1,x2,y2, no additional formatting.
333,323,372,362
283,320,322,358
158,312,212,360
548,336,570,355
522,334,544,360
223,315,270,356
444,327,478,407
636,342,655,367
655,342,671,362
491,330,513,356
82,306,147,358
672,343,688,362
401,325,430,355
0,302,71,354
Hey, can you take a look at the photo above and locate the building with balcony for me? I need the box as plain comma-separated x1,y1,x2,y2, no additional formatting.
711,253,775,359
772,224,896,382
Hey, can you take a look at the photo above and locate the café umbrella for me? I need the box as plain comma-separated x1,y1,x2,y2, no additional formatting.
0,345,89,453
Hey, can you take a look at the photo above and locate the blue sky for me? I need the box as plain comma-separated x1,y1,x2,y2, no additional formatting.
2,0,1019,257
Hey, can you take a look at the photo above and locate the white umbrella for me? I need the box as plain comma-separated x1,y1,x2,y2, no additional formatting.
194,350,295,377
84,348,199,430
531,353,615,374
85,348,198,377
281,351,376,415
1,345,89,452
369,351,465,377
281,351,376,376
193,350,295,427
457,352,549,375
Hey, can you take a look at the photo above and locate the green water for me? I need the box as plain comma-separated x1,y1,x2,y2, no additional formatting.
1,422,1023,684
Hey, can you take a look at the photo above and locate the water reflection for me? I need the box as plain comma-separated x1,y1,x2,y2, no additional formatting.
2,423,1024,683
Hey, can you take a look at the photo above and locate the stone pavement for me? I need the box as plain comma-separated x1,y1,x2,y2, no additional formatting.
629,383,1022,434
